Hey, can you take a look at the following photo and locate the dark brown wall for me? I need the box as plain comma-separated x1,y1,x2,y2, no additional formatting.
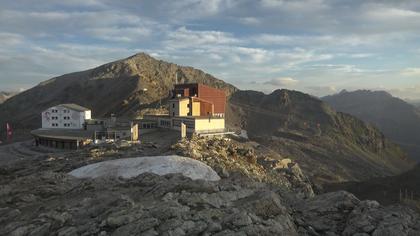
198,84,226,114
174,83,226,114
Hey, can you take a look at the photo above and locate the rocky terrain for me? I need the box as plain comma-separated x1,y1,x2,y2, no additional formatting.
0,132,419,235
323,90,420,161
325,164,420,207
227,90,413,185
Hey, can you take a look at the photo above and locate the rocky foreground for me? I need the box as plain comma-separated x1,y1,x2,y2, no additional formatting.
0,135,419,235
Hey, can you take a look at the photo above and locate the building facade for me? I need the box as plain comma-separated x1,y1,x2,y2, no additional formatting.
173,83,226,117
34,104,136,149
142,83,227,135
41,104,91,129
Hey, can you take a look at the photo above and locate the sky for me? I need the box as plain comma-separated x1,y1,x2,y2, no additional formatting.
1,0,420,99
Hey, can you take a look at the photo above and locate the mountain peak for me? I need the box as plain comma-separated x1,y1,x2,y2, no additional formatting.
125,52,155,61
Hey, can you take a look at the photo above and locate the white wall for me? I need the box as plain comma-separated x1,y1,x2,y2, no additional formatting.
41,105,90,129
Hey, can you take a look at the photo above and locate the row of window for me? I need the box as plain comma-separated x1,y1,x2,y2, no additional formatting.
51,116,71,120
141,123,157,129
51,109,70,113
160,120,171,127
51,123,72,127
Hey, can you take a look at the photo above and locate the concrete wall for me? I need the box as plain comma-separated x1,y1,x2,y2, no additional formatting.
169,99,190,117
42,105,89,129
192,101,200,116
195,117,225,132
145,115,225,134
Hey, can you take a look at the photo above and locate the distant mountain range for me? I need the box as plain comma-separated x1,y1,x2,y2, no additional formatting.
323,90,420,161
0,53,413,185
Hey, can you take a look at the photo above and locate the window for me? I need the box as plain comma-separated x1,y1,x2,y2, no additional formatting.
172,103,175,108
160,120,171,127
172,112,175,116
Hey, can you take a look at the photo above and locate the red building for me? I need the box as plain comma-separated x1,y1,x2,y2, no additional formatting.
173,83,226,116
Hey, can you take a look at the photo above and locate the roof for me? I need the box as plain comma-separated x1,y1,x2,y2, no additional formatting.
31,128,93,141
59,103,91,112
169,97,190,102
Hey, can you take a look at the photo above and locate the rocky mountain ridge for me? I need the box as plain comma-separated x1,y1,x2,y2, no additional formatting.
323,90,420,161
226,90,413,185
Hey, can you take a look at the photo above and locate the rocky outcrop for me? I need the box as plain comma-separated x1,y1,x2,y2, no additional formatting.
293,191,420,235
2,169,419,236
171,135,314,198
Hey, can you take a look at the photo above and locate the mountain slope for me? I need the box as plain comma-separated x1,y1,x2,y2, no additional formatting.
226,90,413,185
0,53,237,131
325,164,420,206
323,90,420,161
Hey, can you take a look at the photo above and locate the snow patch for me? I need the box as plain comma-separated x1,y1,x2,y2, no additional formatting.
69,155,220,181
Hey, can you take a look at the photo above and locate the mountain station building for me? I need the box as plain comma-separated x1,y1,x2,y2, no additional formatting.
142,83,227,135
31,104,136,149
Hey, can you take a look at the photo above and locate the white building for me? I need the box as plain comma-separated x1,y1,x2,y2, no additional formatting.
41,104,91,129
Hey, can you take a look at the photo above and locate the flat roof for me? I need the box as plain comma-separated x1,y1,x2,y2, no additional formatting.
60,103,90,112
31,128,93,141
168,97,190,102
145,114,224,120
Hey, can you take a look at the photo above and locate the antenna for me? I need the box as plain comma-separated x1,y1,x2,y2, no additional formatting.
175,72,178,85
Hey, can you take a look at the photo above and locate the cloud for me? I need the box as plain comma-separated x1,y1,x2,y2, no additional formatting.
401,68,420,77
0,33,24,46
1,0,420,99
306,85,338,97
160,0,238,21
260,0,329,12
165,27,241,48
238,17,261,26
388,85,420,100
264,77,299,86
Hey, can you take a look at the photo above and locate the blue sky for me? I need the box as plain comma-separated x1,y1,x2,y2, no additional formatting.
1,0,420,99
